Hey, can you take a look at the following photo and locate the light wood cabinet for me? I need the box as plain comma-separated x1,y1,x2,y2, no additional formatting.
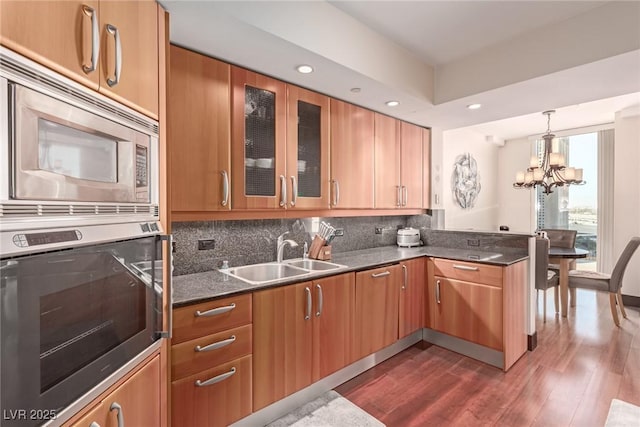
427,258,527,371
168,45,231,213
399,258,426,338
353,264,401,360
0,0,159,118
171,293,253,426
71,355,160,427
171,355,252,427
422,128,432,209
253,273,354,410
329,99,375,208
231,66,287,209
286,85,331,209
374,114,425,208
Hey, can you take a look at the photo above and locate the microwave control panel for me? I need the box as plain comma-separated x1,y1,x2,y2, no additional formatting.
135,144,148,188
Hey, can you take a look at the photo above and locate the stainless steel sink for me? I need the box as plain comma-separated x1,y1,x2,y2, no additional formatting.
282,258,346,271
222,262,310,285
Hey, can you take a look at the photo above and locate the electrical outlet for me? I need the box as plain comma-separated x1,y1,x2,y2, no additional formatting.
334,228,344,236
198,239,216,250
467,239,480,247
375,227,383,234
172,241,177,253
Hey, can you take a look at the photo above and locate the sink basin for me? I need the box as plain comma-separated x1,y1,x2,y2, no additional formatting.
223,262,310,285
283,258,346,271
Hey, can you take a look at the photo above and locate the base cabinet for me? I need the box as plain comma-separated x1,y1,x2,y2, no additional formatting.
171,294,253,426
252,273,354,411
171,355,252,427
70,355,160,427
353,265,401,360
427,258,527,370
399,258,426,338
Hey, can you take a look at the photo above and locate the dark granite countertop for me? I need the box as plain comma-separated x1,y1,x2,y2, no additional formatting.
172,245,528,307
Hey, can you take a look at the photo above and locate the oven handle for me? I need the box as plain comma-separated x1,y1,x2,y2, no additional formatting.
158,234,173,339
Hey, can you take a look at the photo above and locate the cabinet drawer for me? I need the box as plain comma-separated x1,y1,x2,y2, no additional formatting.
173,294,252,344
171,355,252,427
431,258,502,287
172,324,252,381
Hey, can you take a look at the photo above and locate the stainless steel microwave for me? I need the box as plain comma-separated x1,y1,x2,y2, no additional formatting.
0,47,159,224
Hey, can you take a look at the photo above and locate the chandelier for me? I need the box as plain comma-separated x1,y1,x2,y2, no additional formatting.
513,110,585,194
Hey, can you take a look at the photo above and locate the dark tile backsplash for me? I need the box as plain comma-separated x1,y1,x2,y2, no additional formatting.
171,215,422,276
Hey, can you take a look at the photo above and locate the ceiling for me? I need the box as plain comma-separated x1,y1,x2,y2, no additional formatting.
160,0,640,142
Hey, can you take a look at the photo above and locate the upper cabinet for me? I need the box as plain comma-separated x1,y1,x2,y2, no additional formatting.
0,0,159,118
231,67,287,210
168,45,231,213
374,114,425,209
286,85,330,209
330,99,375,209
422,128,432,209
231,67,330,210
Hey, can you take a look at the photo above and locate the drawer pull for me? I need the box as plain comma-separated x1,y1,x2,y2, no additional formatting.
195,335,236,353
109,402,124,427
453,264,479,271
371,271,390,278
195,303,236,317
195,367,236,387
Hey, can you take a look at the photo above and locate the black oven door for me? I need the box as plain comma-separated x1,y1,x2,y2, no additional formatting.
0,236,163,426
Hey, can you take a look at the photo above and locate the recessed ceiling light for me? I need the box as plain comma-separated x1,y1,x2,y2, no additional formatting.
296,65,314,74
350,87,361,93
467,103,482,110
386,100,400,107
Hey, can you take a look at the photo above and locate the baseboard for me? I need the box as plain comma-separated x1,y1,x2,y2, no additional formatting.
528,332,538,351
621,294,640,308
422,328,504,370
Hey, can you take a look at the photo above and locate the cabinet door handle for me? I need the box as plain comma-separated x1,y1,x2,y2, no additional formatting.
304,287,311,320
194,303,235,317
402,264,407,290
453,264,479,271
402,186,408,206
436,279,441,304
105,24,122,87
396,186,401,207
221,170,229,206
279,175,287,207
371,271,390,279
109,402,124,427
82,5,99,74
89,423,101,427
331,180,340,207
290,176,297,207
195,367,236,387
195,335,236,353
315,284,323,317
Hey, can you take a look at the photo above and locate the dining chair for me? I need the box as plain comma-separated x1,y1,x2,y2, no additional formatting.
535,237,560,322
542,229,578,248
568,236,640,326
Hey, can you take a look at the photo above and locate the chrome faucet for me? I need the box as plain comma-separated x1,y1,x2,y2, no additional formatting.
276,232,299,263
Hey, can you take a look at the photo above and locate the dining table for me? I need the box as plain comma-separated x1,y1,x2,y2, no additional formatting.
548,246,589,317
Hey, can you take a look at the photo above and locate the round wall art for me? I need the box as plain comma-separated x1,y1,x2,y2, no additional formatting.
451,153,481,209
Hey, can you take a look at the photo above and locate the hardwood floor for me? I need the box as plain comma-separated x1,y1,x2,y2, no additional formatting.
336,289,640,426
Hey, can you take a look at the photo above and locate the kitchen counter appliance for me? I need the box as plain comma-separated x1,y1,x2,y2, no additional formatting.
397,227,421,247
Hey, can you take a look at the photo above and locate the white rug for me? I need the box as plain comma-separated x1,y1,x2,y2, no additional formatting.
605,399,640,426
267,391,385,427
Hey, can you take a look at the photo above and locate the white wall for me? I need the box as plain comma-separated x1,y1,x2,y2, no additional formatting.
497,138,536,233
613,109,640,297
442,128,499,231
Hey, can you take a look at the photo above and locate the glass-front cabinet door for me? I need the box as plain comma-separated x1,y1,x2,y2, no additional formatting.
231,67,287,209
286,86,330,209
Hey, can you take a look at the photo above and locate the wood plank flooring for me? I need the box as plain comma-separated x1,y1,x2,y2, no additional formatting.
336,289,640,426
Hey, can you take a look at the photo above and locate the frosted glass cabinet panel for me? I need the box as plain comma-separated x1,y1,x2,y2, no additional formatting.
232,67,287,209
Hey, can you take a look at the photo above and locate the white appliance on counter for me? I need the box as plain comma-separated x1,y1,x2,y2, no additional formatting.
397,227,421,247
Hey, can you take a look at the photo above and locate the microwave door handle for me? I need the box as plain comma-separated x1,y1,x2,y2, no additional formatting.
106,24,122,87
82,5,99,74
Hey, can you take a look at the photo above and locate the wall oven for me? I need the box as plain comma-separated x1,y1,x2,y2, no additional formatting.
0,47,169,426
